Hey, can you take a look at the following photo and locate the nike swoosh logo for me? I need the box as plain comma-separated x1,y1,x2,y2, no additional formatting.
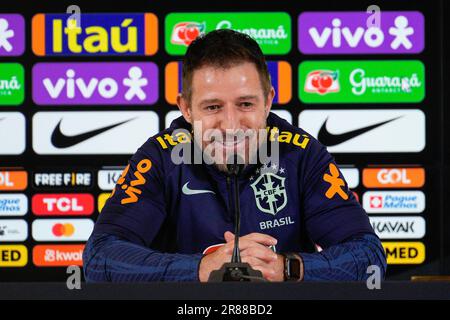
182,182,215,195
51,117,136,149
318,116,402,147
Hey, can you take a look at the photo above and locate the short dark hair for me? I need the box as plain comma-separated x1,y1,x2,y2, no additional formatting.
181,29,271,104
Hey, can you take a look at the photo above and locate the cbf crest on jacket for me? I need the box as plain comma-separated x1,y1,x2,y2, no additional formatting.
83,112,386,282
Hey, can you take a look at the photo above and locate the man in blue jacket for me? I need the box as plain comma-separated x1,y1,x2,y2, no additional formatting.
83,29,386,282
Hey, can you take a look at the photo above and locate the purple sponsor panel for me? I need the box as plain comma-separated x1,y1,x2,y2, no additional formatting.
298,11,424,54
32,62,158,105
0,14,25,56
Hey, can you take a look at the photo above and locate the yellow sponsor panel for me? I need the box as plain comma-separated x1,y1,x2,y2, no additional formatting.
382,242,425,264
98,192,111,213
0,245,28,267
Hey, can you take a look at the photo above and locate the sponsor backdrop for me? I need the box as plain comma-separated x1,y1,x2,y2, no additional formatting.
0,0,447,281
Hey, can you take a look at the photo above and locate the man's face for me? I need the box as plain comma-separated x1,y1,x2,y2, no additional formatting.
177,62,275,172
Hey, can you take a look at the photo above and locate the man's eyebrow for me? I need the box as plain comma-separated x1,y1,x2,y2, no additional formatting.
236,95,259,100
199,98,223,106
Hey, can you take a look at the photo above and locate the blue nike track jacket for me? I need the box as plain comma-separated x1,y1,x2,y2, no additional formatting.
83,112,387,282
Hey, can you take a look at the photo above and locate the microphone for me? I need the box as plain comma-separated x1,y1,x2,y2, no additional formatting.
208,155,265,282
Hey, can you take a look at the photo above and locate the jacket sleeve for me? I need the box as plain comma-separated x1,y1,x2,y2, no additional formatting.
83,139,203,282
298,138,387,281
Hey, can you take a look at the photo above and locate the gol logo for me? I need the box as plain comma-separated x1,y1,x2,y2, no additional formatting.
0,170,28,191
116,158,152,205
52,223,75,237
363,168,425,188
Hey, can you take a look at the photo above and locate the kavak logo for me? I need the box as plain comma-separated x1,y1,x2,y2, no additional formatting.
166,12,291,55
299,61,425,103
32,193,94,216
34,171,92,189
32,111,159,154
370,216,425,239
32,219,94,241
298,11,424,54
0,14,25,56
0,63,24,105
0,112,25,154
0,194,27,217
33,62,158,105
363,168,425,188
165,60,291,105
32,13,158,56
298,109,425,153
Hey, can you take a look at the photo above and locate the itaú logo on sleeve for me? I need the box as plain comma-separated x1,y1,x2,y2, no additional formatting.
363,168,425,188
33,245,84,266
363,191,425,213
32,219,93,241
32,194,94,216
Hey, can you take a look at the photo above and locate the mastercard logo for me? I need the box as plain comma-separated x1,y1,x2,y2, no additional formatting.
51,223,75,237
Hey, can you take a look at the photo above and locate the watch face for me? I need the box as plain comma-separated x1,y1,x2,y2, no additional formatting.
285,254,301,280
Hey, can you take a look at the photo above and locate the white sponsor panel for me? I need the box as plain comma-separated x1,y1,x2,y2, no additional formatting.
32,219,94,241
0,219,28,241
0,112,26,155
32,111,159,154
340,168,359,189
298,109,425,153
271,110,292,124
0,193,27,216
363,191,425,213
370,216,426,239
98,168,125,190
165,111,181,129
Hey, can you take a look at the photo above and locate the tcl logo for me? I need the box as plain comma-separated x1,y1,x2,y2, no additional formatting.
363,168,425,188
32,194,94,215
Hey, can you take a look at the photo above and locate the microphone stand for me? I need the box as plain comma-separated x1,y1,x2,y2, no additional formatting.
208,157,264,282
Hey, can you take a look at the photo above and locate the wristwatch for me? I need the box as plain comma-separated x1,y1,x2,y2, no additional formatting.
282,252,302,281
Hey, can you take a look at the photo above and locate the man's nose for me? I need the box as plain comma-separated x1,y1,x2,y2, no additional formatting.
219,104,240,132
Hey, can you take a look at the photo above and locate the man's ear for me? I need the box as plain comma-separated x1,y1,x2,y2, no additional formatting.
176,93,192,124
265,86,276,116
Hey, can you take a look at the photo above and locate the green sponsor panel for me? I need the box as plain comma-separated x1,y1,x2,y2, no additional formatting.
165,12,291,55
0,63,24,106
299,60,425,103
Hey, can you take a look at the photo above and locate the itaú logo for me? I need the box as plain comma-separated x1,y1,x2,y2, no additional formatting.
52,223,75,237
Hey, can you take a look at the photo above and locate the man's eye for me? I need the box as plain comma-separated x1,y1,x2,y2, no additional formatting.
206,105,221,111
240,102,253,108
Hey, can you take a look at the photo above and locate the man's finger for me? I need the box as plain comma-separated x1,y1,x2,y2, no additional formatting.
240,243,278,263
